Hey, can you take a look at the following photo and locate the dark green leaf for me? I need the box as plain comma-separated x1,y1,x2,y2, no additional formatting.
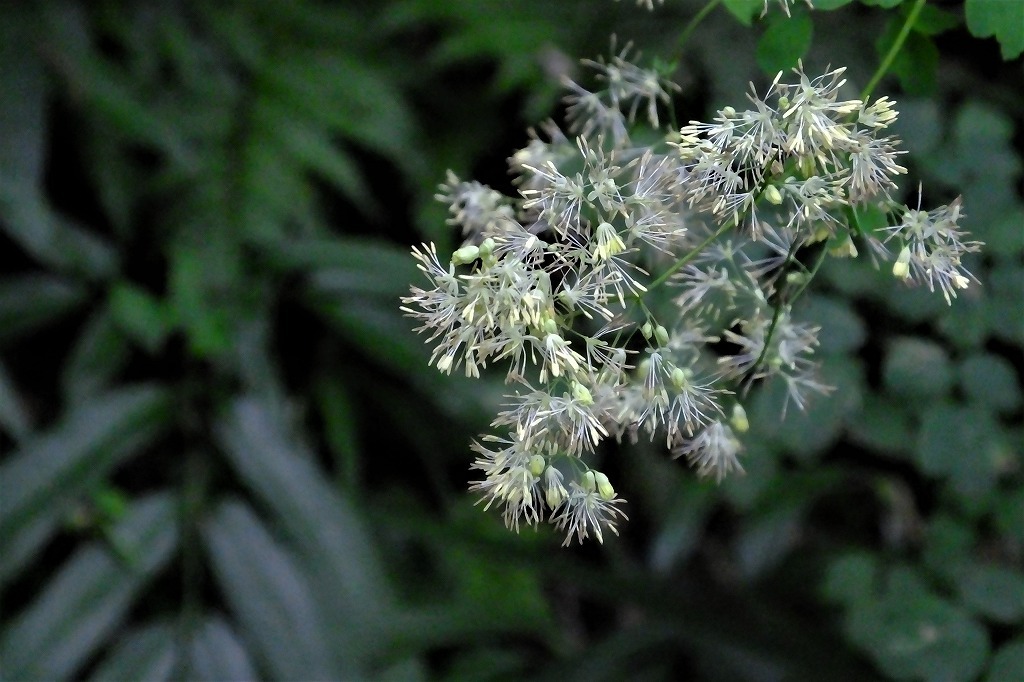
186,617,259,682
0,274,88,345
88,622,176,682
109,282,171,353
756,12,813,76
0,385,170,582
202,500,340,680
965,0,1024,60
216,398,395,667
959,353,1022,413
0,494,179,680
987,638,1024,682
883,337,953,400
956,563,1024,623
60,306,132,404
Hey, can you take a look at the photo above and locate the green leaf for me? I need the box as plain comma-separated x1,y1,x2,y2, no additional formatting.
0,274,88,345
959,353,1022,413
812,0,856,9
60,306,132,404
846,569,990,681
915,403,1002,499
109,283,171,353
883,337,953,400
860,0,904,8
0,11,47,190
756,12,813,75
88,622,176,682
922,514,974,579
215,398,395,667
186,617,259,682
966,0,1024,60
956,563,1024,623
912,4,961,36
822,552,879,606
0,385,170,582
168,242,234,357
988,638,1024,682
800,295,865,354
878,26,938,96
723,0,763,25
0,184,119,281
0,494,179,680
202,500,340,680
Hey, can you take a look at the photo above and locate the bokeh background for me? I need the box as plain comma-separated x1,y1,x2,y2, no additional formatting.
1,1,1021,680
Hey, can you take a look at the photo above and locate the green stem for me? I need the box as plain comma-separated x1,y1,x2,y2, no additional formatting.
675,0,723,61
645,220,734,292
739,237,830,399
860,0,927,101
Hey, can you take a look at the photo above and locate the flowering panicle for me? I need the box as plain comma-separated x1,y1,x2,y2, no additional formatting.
403,51,979,544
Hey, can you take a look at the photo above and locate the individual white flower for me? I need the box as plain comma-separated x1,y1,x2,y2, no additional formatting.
672,420,744,483
551,470,628,545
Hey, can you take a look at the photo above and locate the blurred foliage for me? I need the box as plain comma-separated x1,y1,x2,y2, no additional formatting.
0,0,1021,680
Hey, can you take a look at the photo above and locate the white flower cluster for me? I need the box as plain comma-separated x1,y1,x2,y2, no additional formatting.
402,52,978,545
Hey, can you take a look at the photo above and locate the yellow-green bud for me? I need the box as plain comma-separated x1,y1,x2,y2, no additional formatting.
451,244,479,266
641,321,653,339
829,237,858,258
545,470,566,509
722,105,736,118
637,358,652,381
529,455,546,477
542,317,558,335
582,470,597,493
571,381,594,406
892,246,911,279
763,185,783,205
593,471,615,501
654,325,670,347
670,366,689,390
730,404,749,433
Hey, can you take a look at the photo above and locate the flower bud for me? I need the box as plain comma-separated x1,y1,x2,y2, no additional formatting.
654,325,670,347
529,455,546,477
892,246,911,279
730,403,749,433
582,470,597,493
571,381,594,406
451,244,480,266
641,321,653,339
670,366,689,390
763,184,783,205
593,471,616,501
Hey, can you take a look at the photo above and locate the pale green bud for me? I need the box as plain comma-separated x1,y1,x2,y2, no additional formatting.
892,246,911,279
730,404,749,433
721,105,736,118
451,244,479,266
763,184,783,205
593,471,615,501
529,455,546,477
637,358,652,381
670,366,689,390
479,237,495,258
542,317,558,335
829,237,858,258
544,468,567,509
641,321,653,339
654,325,670,347
582,470,597,493
571,381,594,406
